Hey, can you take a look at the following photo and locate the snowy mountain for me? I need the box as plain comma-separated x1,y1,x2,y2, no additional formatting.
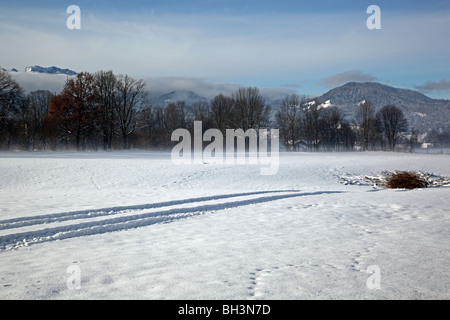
25,65,77,76
151,90,208,106
314,82,450,131
1,67,18,72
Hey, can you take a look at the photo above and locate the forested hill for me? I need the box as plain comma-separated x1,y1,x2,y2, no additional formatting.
315,82,450,131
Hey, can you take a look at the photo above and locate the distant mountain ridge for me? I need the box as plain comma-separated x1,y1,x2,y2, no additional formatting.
1,67,18,72
25,65,77,76
151,90,208,106
315,82,450,131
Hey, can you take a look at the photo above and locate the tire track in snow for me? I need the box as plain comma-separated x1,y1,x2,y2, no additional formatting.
0,191,345,251
0,190,299,230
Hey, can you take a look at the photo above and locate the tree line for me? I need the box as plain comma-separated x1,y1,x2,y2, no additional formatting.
0,70,272,151
276,95,414,152
0,68,438,152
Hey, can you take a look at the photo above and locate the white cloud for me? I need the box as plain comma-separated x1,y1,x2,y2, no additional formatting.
9,72,70,94
144,77,240,98
415,79,450,93
319,71,378,89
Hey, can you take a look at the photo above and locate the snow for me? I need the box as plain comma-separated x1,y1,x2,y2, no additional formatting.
303,100,332,110
0,151,449,300
304,101,317,107
317,100,332,110
413,112,427,118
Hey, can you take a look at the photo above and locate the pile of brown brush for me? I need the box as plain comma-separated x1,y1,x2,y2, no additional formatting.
338,171,450,190
384,171,430,190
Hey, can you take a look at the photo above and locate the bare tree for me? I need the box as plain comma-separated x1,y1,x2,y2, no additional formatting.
276,94,304,151
355,100,378,151
231,87,270,131
427,129,450,149
376,105,408,151
188,100,212,131
47,72,99,151
21,90,52,150
210,93,234,134
0,70,24,148
339,121,357,151
150,105,168,148
114,74,147,149
165,101,187,132
320,107,344,151
301,99,321,151
95,71,118,150
28,90,51,120
408,128,419,153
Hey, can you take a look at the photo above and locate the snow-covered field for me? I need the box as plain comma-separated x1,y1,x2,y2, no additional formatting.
0,151,449,300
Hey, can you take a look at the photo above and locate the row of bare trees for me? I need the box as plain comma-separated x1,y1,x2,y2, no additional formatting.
1,70,273,151
275,95,410,151
143,87,271,149
427,128,450,148
1,69,150,151
354,100,408,151
1,68,419,152
1,70,54,150
276,95,357,151
45,71,148,150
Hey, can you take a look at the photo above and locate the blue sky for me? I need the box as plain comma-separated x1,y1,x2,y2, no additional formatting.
1,0,450,98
